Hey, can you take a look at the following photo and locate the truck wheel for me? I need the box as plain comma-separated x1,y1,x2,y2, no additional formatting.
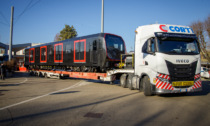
139,78,144,92
143,76,153,96
120,74,128,88
127,74,134,90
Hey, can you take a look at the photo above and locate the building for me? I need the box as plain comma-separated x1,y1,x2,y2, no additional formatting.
0,42,9,64
0,42,33,65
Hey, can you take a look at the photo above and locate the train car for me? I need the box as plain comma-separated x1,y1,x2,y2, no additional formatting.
24,33,126,72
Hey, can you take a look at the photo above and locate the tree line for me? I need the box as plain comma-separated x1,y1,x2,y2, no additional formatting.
190,15,210,62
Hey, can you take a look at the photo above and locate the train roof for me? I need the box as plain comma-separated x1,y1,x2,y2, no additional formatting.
25,33,121,50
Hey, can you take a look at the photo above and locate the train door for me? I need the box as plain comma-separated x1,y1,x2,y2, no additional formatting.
74,39,86,63
92,40,98,64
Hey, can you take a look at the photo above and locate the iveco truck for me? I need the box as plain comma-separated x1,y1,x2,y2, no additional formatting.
113,24,202,96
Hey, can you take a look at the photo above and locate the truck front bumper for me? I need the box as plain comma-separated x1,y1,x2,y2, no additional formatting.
154,86,202,94
154,73,202,94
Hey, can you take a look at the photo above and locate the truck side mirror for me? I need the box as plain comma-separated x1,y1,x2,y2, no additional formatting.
147,39,152,53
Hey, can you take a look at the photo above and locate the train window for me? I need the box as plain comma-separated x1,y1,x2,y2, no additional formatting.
74,39,86,62
114,44,119,49
99,39,102,49
54,43,63,63
93,40,97,50
29,48,35,63
105,34,125,60
80,42,84,52
40,46,47,63
76,42,80,53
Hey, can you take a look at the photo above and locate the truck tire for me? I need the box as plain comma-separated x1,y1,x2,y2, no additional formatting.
120,74,128,88
127,74,134,90
139,78,144,92
143,76,153,96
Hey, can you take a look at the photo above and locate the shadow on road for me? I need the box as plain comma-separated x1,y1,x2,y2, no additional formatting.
0,84,20,87
0,92,138,123
11,72,30,78
0,90,9,96
51,91,80,95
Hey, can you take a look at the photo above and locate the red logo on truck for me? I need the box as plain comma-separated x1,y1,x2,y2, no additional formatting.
159,25,168,32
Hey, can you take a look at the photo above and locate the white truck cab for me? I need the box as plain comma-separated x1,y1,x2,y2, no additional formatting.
132,24,202,95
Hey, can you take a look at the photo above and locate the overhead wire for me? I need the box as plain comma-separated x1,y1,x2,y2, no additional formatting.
0,11,10,26
0,21,10,26
0,0,41,26
14,0,33,24
14,0,41,24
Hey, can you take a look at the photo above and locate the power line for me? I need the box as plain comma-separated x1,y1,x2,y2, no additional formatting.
0,11,10,26
0,21,10,26
14,0,41,24
14,0,33,24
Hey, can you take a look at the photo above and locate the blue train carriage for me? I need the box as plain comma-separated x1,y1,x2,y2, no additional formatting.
24,33,126,72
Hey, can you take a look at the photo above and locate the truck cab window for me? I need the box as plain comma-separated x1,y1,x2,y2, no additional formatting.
142,38,155,53
151,38,155,52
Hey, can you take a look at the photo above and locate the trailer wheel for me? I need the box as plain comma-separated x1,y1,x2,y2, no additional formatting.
127,74,134,90
44,73,48,78
38,72,42,77
29,71,33,76
120,74,128,88
143,76,153,96
58,74,63,79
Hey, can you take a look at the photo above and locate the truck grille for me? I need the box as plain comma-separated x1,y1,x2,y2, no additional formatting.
165,60,197,82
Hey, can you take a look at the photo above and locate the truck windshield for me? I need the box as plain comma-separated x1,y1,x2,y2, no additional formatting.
157,37,200,55
105,34,125,60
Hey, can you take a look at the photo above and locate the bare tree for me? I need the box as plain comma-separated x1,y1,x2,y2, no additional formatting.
204,15,210,41
190,19,210,62
54,33,61,42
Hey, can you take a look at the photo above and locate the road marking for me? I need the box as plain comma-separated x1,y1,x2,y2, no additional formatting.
0,80,88,111
17,78,28,84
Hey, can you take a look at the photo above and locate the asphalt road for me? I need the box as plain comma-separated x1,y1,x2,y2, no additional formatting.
0,72,210,126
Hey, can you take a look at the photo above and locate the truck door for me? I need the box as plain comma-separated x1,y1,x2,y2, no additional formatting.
142,38,157,73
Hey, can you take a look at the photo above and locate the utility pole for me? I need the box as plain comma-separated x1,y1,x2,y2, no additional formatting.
9,6,14,61
101,0,104,33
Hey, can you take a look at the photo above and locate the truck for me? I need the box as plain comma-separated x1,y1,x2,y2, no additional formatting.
29,24,202,96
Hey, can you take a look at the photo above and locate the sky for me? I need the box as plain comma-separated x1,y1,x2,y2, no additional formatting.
0,0,210,52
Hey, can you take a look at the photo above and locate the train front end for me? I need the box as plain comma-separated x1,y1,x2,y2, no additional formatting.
104,34,126,69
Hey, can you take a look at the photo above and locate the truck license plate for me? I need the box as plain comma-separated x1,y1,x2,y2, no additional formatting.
172,81,194,86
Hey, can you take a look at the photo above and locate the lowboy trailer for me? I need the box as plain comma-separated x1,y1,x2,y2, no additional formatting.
29,24,202,96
